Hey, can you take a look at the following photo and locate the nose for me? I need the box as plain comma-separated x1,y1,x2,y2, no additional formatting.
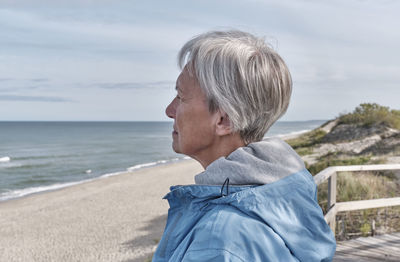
165,97,177,119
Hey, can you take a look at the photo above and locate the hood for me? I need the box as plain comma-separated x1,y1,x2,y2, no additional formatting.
195,137,305,185
165,170,336,262
161,138,336,261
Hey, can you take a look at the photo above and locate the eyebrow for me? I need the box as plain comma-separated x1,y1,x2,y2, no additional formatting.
175,85,183,93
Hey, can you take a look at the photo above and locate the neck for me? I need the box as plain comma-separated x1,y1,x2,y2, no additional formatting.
193,133,246,169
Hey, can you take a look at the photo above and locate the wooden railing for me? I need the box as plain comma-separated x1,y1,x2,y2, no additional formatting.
313,164,400,234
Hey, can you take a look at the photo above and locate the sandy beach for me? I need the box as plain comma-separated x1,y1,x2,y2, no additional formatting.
0,159,203,262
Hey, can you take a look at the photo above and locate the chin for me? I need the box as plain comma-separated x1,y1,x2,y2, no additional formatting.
172,142,181,154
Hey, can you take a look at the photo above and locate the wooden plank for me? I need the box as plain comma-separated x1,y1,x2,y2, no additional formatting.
334,233,400,262
335,240,396,261
313,167,336,185
334,164,400,172
324,205,337,233
333,253,383,262
360,233,400,244
355,236,400,253
314,164,400,185
365,231,400,240
334,251,395,262
335,247,390,261
375,233,400,243
336,197,400,212
327,173,337,209
324,205,337,223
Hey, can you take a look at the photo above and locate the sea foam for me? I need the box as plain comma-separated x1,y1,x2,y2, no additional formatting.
0,181,85,201
264,129,311,140
0,156,11,163
126,159,172,172
126,157,190,172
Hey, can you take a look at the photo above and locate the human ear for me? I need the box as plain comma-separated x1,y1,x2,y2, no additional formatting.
215,111,233,136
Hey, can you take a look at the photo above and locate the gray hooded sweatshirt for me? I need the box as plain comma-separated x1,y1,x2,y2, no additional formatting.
195,137,306,185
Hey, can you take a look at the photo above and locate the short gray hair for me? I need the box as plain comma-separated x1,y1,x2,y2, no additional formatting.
178,30,292,144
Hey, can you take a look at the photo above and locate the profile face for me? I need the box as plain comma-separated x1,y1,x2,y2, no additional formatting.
165,68,218,159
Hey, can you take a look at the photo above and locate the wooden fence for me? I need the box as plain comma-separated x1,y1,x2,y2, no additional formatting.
313,164,400,234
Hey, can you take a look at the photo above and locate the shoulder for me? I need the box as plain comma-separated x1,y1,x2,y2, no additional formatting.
187,205,297,262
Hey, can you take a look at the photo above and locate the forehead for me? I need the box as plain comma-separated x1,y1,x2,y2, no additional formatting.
176,68,201,94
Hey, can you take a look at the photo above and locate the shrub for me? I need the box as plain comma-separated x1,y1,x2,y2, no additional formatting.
360,223,371,237
339,103,400,129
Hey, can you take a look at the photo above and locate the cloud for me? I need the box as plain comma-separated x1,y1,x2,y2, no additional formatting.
0,0,116,7
0,78,51,93
0,95,73,102
0,8,195,54
94,81,175,90
0,77,49,83
0,78,13,81
30,78,49,82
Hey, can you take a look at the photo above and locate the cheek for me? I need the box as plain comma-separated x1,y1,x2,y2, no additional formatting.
178,112,214,142
175,102,216,142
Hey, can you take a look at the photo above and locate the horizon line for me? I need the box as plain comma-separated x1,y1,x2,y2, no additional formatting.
0,119,329,123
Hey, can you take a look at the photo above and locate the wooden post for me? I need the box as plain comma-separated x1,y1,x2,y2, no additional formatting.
327,172,337,234
372,219,376,236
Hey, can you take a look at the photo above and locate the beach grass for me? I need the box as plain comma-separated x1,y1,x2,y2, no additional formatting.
285,129,327,149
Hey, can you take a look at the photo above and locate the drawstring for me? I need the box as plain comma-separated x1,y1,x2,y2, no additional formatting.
220,177,230,197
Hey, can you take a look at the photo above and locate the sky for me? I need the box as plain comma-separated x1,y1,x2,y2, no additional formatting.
0,0,399,121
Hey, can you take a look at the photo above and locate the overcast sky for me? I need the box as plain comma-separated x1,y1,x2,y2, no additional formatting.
0,0,399,121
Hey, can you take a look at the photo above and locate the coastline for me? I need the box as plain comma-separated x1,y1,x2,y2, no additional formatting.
0,159,203,262
0,132,308,261
0,129,308,203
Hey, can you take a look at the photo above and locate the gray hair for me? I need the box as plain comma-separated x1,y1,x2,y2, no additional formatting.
178,30,292,144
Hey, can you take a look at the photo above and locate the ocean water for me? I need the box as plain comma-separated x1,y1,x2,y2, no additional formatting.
0,120,325,201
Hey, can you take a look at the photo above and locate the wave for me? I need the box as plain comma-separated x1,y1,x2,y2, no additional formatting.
0,156,11,163
13,155,73,161
0,156,190,202
0,181,86,201
127,161,159,171
127,160,165,171
2,163,51,170
0,156,54,170
125,157,189,172
265,129,311,139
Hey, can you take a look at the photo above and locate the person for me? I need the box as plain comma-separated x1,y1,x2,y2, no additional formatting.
152,30,336,262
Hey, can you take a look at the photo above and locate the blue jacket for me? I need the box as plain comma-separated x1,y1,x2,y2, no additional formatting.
153,139,336,261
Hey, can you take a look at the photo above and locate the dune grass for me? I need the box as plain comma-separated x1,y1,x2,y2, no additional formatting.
318,171,398,211
305,153,380,175
286,129,327,149
317,171,399,239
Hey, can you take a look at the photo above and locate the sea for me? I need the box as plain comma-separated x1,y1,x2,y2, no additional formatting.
0,120,325,201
